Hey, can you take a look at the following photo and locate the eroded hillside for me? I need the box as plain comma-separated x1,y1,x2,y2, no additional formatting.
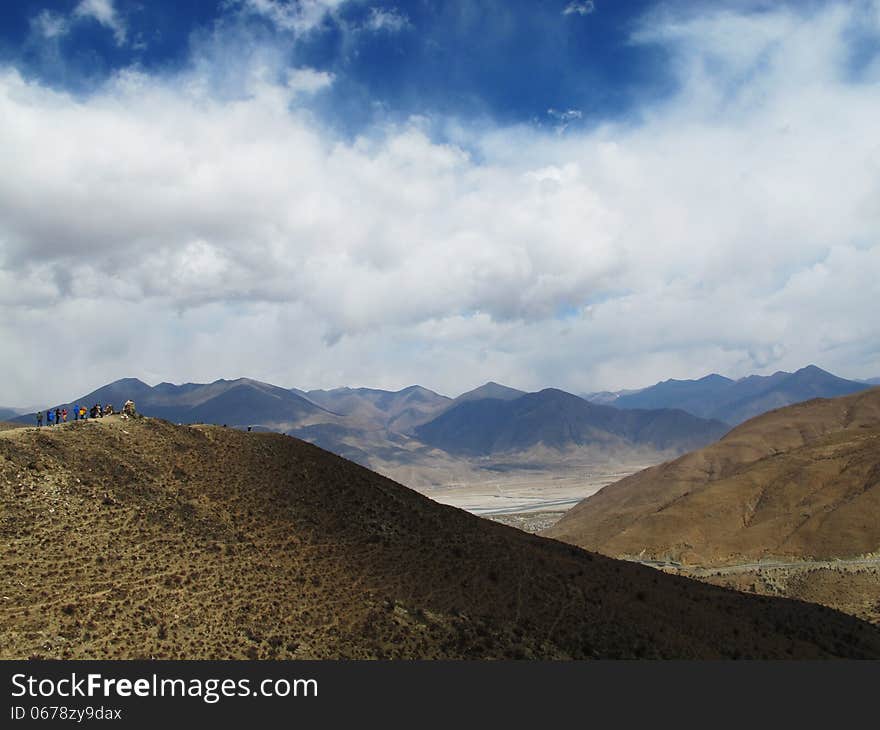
2,417,880,659
545,388,880,624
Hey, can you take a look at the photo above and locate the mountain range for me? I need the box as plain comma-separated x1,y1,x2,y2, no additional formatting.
414,388,729,456
27,377,337,431
585,365,872,425
301,384,451,433
13,365,877,486
18,377,727,471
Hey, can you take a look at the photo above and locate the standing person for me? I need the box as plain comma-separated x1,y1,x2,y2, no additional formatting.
54,408,61,425
61,408,68,423
36,411,43,428
80,405,87,420
73,404,79,421
47,409,54,427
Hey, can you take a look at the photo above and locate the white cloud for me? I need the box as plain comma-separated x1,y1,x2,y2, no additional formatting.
563,1,595,17
240,0,350,34
547,107,582,133
2,2,880,404
286,67,335,93
364,8,410,33
239,1,409,39
74,0,127,45
29,0,127,46
31,10,69,40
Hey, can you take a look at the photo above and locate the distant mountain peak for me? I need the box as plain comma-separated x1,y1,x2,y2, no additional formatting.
455,382,526,403
793,364,829,376
398,384,438,395
109,377,150,387
213,377,261,385
699,373,733,383
533,387,580,400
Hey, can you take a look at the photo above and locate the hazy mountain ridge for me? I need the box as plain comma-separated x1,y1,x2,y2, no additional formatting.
590,365,871,425
415,388,729,456
303,385,451,433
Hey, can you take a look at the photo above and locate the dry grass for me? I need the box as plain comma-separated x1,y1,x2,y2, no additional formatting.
2,416,879,659
545,388,880,624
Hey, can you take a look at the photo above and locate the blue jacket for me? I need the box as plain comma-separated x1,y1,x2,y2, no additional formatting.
47,410,54,422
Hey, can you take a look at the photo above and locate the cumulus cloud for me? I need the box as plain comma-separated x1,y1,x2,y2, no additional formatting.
1,2,880,404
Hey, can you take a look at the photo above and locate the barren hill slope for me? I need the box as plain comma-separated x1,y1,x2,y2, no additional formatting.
2,418,879,659
545,388,880,566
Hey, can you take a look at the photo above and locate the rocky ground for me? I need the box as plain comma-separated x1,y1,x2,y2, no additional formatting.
687,562,880,626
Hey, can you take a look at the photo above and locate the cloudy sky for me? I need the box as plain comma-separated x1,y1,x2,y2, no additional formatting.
1,0,879,405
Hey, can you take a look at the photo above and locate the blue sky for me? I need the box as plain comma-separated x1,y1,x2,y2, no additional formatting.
1,1,879,404
1,1,669,130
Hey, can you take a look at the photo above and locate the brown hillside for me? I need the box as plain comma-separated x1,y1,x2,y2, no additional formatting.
545,388,880,565
2,417,880,659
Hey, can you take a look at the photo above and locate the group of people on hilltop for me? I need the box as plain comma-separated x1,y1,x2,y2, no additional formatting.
35,399,138,427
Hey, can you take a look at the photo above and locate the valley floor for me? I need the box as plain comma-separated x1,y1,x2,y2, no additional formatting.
407,464,650,520
487,510,567,533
